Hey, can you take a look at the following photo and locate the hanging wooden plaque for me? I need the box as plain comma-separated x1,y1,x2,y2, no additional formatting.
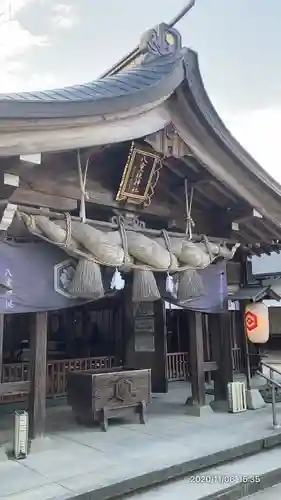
116,143,161,205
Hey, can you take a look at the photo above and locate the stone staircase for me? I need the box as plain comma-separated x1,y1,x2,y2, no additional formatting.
122,437,281,500
246,484,281,499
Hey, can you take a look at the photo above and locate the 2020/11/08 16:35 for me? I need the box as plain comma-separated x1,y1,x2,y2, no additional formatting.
188,475,261,484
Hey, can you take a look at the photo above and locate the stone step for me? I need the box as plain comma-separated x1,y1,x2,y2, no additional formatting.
74,432,281,500
245,483,281,499
123,447,281,500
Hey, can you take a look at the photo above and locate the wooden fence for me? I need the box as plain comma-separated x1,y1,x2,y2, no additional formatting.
231,347,243,374
167,352,189,381
1,356,117,404
0,348,243,404
166,348,243,381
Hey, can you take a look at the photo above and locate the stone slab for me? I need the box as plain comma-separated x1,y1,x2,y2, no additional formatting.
0,484,71,500
245,483,281,499
57,436,281,500
0,460,50,498
117,447,281,500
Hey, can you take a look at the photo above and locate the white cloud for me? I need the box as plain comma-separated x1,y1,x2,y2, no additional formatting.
0,0,49,92
0,69,57,93
0,0,33,21
52,3,77,29
223,108,281,184
0,19,47,60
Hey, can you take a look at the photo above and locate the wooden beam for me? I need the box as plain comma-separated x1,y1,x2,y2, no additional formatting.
0,173,19,231
10,187,78,212
0,173,19,199
187,311,206,410
122,290,168,393
181,156,202,174
228,207,263,225
15,179,183,220
209,313,234,404
170,183,210,208
155,181,217,233
164,159,238,209
258,220,281,241
203,361,218,372
243,222,272,243
145,126,193,158
153,299,168,393
29,312,48,440
20,153,42,165
164,158,208,185
0,381,30,396
210,180,238,204
164,158,196,178
0,203,17,231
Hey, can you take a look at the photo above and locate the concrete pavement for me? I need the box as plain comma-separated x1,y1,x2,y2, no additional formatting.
0,383,281,499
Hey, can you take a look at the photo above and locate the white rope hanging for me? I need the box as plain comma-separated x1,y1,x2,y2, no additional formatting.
184,178,195,240
77,150,89,223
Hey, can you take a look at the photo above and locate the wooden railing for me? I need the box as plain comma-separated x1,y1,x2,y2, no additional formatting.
1,362,29,404
167,348,243,382
0,349,244,404
167,352,189,381
232,347,243,374
1,356,118,404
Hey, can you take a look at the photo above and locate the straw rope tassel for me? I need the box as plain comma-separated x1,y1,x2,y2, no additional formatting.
68,152,104,299
177,180,204,302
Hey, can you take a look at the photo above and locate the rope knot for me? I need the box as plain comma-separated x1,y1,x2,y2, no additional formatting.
184,180,194,240
63,212,72,248
161,229,173,270
117,216,130,268
185,214,195,226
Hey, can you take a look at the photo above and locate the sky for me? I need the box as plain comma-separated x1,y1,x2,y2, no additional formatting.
0,0,281,182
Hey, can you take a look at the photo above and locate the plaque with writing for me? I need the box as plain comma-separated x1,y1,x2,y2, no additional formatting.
134,303,155,352
116,144,161,204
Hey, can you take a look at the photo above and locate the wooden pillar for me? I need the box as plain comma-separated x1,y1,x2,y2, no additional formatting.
186,311,208,415
209,313,233,408
122,284,168,393
29,312,48,440
240,256,255,386
153,299,168,393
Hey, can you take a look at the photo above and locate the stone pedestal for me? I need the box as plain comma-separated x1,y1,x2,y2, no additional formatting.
185,396,214,417
246,389,266,410
210,399,229,413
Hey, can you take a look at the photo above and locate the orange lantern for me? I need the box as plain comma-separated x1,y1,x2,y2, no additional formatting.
244,302,269,343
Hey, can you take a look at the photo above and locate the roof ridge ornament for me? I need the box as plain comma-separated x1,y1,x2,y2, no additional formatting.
139,23,182,58
139,0,198,60
100,0,196,77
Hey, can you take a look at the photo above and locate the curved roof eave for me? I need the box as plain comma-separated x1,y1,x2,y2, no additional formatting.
165,50,281,230
184,49,281,199
0,55,185,120
0,102,171,156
